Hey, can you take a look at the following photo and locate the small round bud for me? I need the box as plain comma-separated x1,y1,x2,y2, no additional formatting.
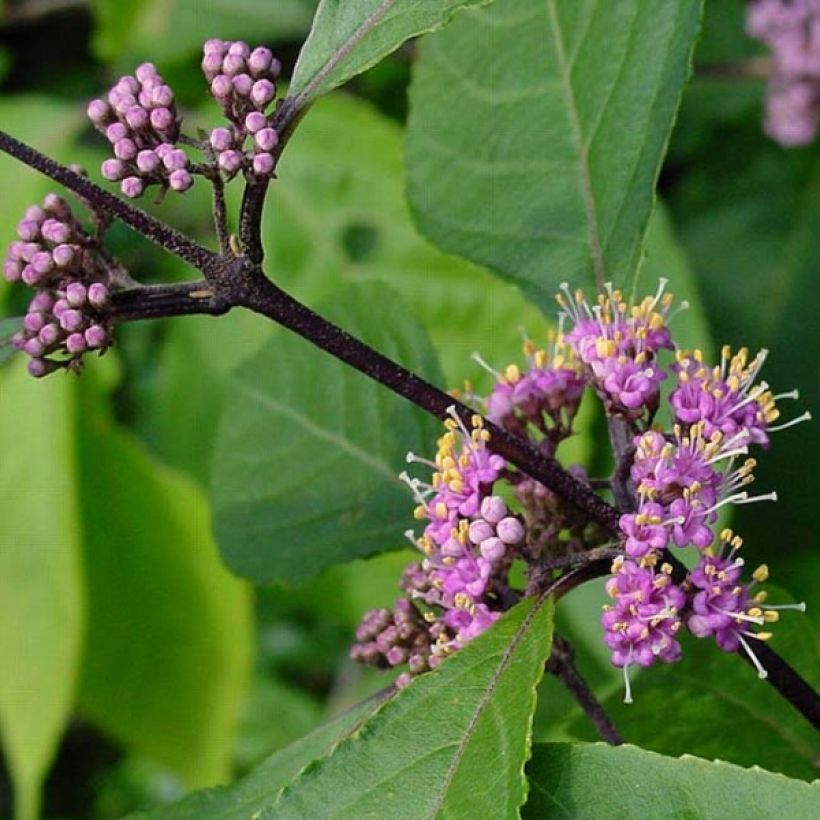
135,62,158,83
125,105,150,130
232,73,253,97
480,496,508,524
52,299,69,319
252,152,274,176
41,219,71,245
136,149,161,174
468,519,495,545
30,251,54,275
114,138,138,160
3,259,21,282
210,127,234,151
228,41,251,58
386,646,408,667
496,516,525,545
211,74,233,101
154,143,173,160
60,309,84,332
87,99,111,126
254,127,278,152
168,169,193,192
38,323,60,347
248,47,272,77
16,219,41,242
23,205,46,223
84,325,108,349
66,332,86,354
66,282,87,307
28,358,51,378
105,122,128,143
110,91,137,115
149,107,175,133
479,537,506,562
121,176,145,198
21,265,40,286
24,312,46,333
115,75,140,95
201,52,223,79
52,244,77,268
87,282,109,308
150,84,174,108
102,159,126,181
203,38,227,55
222,53,246,77
12,332,26,350
244,111,266,133
24,337,46,358
43,194,70,217
30,292,54,312
218,150,243,175
250,79,275,108
161,148,188,171
269,57,282,79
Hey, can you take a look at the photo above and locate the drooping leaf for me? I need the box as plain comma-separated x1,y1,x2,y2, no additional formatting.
129,694,385,820
262,595,553,819
75,372,252,787
524,742,820,819
289,0,491,105
211,281,443,584
0,360,83,820
89,0,316,65
406,0,703,308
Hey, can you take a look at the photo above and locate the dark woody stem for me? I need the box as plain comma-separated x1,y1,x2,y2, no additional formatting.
1,130,817,733
547,633,623,746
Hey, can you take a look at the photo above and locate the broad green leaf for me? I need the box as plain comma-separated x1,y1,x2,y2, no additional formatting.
524,742,820,819
75,374,252,787
89,0,316,65
289,0,490,104
0,359,83,820
211,281,443,584
564,614,819,782
406,0,702,308
0,316,22,365
130,695,384,819
263,596,554,819
0,97,84,305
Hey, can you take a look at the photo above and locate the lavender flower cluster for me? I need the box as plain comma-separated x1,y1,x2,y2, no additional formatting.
747,0,820,146
351,282,808,700
86,39,281,198
3,195,113,376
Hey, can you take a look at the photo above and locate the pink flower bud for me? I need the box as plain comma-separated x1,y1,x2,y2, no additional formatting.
154,143,173,159
245,111,266,133
30,292,54,312
38,323,60,346
480,495,508,524
114,138,138,160
24,205,46,223
250,79,275,108
43,194,70,217
150,84,174,108
52,244,76,268
30,251,54,275
135,62,158,83
87,98,111,126
41,219,71,244
161,148,187,171
24,338,46,357
496,516,524,545
125,105,149,130
203,38,227,55
252,152,274,176
211,74,233,101
168,169,193,192
87,283,109,308
210,127,234,151
228,41,250,58
121,176,144,198
105,122,128,143
136,150,161,173
269,57,282,79
60,309,83,332
254,127,278,152
232,73,253,97
66,282,87,307
248,47,272,77
149,107,175,133
84,325,108,349
52,299,69,319
116,75,140,95
21,265,40,286
468,520,495,545
28,358,50,378
66,332,86,353
479,537,506,562
24,312,46,333
3,259,21,281
218,150,243,175
16,219,41,242
102,159,126,181
201,52,223,79
222,53,245,77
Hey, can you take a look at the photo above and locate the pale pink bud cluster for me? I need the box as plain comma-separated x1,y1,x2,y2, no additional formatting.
87,63,192,197
202,39,281,179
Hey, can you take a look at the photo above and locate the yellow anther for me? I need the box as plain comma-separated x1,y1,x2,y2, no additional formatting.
504,364,521,383
763,610,780,623
435,502,448,519
534,350,547,368
756,632,773,641
752,564,769,583
747,607,763,618
413,505,427,520
754,590,768,603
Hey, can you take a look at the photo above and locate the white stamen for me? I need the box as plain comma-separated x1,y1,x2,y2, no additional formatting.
706,446,749,466
773,389,799,402
765,602,807,612
738,633,768,679
470,351,501,380
768,411,812,433
732,491,778,506
717,608,765,626
622,663,633,705
406,451,437,469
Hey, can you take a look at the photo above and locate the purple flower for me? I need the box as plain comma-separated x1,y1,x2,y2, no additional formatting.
619,502,669,559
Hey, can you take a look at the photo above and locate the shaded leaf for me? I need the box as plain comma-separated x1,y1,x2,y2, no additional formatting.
75,372,252,787
290,0,490,103
0,316,22,365
211,281,442,584
0,360,83,820
406,0,702,308
524,742,820,819
262,596,554,819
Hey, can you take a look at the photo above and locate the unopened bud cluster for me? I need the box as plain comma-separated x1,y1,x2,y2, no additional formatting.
4,195,113,376
352,281,808,701
747,0,820,146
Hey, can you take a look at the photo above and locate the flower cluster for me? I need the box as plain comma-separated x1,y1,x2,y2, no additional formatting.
747,0,820,146
88,62,192,198
203,39,281,179
351,281,807,702
3,195,114,376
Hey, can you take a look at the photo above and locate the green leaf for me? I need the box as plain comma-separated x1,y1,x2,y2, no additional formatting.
289,0,490,103
262,595,554,819
75,373,252,787
0,97,84,305
0,359,83,820
211,281,443,584
406,0,702,308
129,695,384,820
0,316,22,365
89,0,316,65
524,742,820,819
563,614,819,782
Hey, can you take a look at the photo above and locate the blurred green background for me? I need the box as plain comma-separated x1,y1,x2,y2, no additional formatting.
0,0,817,817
